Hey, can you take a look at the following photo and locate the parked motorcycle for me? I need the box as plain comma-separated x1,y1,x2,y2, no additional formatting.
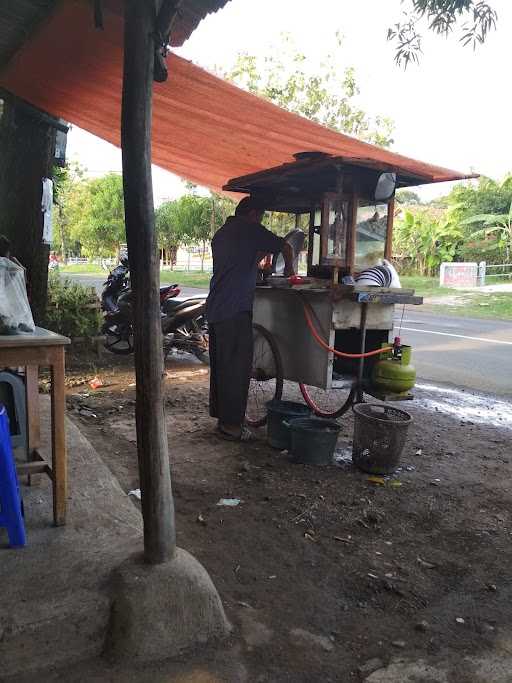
101,256,181,310
100,259,209,364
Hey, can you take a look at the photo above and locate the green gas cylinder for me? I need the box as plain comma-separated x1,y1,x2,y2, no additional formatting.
371,342,416,395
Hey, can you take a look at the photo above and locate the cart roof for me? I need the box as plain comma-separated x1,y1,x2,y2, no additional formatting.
0,1,477,194
223,152,446,211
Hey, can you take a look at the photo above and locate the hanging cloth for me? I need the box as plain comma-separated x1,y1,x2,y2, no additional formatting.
41,177,53,244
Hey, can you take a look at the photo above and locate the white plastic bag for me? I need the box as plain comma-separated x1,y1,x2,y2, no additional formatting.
0,257,35,334
382,258,402,288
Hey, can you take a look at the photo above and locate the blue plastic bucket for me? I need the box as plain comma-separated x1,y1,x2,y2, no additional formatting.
266,400,311,450
286,417,341,466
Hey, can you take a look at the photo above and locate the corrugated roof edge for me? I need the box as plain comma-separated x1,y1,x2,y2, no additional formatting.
169,0,233,47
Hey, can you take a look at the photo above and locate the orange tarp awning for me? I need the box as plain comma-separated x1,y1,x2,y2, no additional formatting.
0,0,474,192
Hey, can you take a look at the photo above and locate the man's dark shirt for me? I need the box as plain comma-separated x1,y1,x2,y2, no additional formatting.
206,216,284,324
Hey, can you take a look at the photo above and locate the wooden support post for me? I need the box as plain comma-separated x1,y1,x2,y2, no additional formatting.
121,0,176,564
50,348,66,526
356,303,368,403
385,198,395,261
0,95,56,324
26,364,41,453
347,192,358,276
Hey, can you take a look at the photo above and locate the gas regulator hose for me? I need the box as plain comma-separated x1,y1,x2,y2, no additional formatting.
302,300,393,359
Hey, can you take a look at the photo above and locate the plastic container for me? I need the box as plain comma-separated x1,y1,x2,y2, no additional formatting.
266,400,311,449
352,403,412,474
286,417,341,466
0,405,26,547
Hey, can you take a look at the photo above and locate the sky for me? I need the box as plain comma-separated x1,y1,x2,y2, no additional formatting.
67,0,511,204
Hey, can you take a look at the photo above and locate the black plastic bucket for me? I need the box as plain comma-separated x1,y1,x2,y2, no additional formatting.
266,400,311,449
286,417,341,466
352,403,412,474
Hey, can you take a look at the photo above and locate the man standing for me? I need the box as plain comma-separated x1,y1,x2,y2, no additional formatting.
207,197,294,441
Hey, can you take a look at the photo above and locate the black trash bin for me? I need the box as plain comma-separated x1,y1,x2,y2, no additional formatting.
352,403,412,475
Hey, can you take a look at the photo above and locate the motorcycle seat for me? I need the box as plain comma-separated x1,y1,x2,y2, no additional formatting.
163,298,205,315
160,284,178,294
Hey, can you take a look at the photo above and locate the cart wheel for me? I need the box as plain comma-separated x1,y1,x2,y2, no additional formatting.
299,383,356,419
246,324,283,428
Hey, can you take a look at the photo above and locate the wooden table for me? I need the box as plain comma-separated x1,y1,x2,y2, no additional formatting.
0,328,70,526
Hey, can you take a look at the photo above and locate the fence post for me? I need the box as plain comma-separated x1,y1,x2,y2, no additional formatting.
478,261,486,287
439,263,446,287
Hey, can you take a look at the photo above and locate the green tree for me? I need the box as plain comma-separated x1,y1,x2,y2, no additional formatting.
69,173,126,258
156,200,189,269
52,161,86,257
211,192,236,225
389,1,497,67
222,33,394,148
394,208,462,275
396,189,422,206
157,194,225,271
175,195,224,271
462,202,512,262
448,176,512,222
446,175,512,262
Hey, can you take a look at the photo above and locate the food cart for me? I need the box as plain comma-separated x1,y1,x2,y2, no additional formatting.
223,152,433,423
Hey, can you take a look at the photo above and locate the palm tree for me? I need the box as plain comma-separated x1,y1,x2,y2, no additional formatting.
463,200,512,262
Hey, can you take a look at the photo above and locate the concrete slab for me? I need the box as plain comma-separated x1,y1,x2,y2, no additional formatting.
0,397,143,678
107,549,231,662
365,653,512,682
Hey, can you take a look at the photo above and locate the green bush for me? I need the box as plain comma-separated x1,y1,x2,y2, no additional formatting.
45,273,101,338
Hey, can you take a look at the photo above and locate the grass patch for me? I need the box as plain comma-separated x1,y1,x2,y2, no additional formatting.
400,275,457,298
429,293,512,320
60,263,105,274
160,270,211,288
401,276,512,320
59,264,211,288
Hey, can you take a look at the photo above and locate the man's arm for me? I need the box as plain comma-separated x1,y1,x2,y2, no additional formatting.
254,224,296,277
281,242,295,278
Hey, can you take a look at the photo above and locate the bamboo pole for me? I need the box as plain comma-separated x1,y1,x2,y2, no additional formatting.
121,0,176,564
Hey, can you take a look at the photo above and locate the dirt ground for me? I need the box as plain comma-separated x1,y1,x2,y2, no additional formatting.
55,349,512,682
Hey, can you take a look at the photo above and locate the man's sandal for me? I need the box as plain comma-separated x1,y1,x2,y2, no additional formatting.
217,426,254,442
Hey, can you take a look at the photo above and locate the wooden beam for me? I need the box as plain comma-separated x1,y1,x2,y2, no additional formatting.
320,195,329,261
121,0,176,564
0,90,69,133
306,209,315,276
16,461,51,477
385,198,395,260
346,192,358,275
157,0,184,39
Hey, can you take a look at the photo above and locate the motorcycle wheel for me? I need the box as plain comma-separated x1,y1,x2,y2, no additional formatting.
191,317,210,365
103,324,134,355
246,324,283,428
193,348,210,365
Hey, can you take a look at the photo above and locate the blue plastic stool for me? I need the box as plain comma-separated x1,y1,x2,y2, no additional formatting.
0,405,26,547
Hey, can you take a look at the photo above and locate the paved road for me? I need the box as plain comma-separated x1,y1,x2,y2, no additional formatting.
62,272,207,300
394,308,512,397
66,273,512,397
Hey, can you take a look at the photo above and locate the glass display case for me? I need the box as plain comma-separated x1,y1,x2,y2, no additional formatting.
355,202,389,270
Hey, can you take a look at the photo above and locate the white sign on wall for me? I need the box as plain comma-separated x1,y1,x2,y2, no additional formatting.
439,262,478,288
